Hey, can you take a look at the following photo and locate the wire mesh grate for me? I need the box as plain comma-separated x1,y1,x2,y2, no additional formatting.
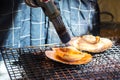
1,45,120,80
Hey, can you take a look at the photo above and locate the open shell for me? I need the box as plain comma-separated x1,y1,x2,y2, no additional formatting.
45,51,92,65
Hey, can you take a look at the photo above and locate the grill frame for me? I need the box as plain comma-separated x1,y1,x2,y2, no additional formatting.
1,45,120,80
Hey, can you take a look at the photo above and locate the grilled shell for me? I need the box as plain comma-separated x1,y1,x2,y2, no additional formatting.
69,35,113,53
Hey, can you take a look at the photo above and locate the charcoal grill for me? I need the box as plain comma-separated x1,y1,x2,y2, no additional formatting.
1,44,120,80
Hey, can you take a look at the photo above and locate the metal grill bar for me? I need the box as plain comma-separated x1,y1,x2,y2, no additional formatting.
1,45,120,80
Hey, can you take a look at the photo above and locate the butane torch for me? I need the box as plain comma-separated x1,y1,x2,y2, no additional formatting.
25,0,71,43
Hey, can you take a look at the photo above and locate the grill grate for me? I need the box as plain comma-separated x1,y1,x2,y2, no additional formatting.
1,45,120,80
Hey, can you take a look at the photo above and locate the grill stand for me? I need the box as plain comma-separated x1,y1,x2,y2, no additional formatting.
1,45,120,80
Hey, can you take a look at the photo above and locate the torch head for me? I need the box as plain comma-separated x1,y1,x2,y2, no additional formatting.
25,0,71,43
